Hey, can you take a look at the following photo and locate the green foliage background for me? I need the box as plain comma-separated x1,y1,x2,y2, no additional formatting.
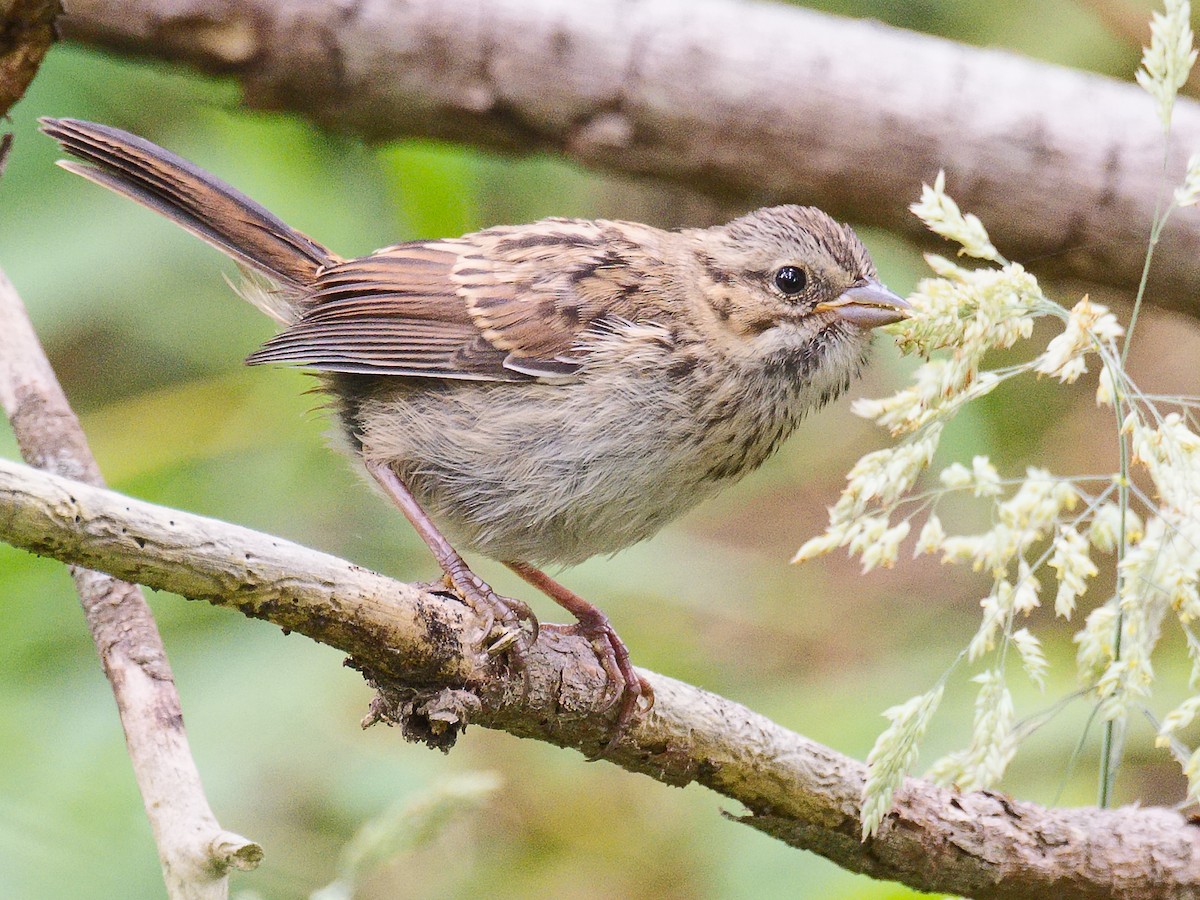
0,2,1190,897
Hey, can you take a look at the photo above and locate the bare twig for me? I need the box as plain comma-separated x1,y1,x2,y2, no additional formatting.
2,457,1199,899
0,267,260,899
59,0,1200,314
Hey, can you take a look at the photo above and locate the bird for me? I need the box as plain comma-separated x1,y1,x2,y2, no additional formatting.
41,117,909,747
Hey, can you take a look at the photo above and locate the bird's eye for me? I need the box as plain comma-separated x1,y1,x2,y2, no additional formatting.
773,266,808,296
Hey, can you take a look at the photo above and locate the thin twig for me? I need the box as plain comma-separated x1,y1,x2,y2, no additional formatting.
0,267,260,899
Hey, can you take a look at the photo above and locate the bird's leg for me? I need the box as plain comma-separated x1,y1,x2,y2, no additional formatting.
505,561,654,751
365,460,537,654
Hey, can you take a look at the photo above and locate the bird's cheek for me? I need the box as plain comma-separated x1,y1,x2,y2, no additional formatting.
744,321,802,355
720,304,785,336
757,316,852,353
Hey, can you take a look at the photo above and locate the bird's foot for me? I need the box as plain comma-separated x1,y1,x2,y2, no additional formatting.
438,567,539,660
363,459,538,659
504,561,653,754
542,611,654,756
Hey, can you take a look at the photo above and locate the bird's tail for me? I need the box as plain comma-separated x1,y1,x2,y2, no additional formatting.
40,118,339,323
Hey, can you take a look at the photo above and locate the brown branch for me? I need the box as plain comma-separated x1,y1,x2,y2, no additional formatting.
0,267,261,898
0,0,58,119
59,0,1200,317
2,456,1199,899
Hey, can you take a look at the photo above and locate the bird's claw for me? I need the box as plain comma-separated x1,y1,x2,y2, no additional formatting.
542,618,654,756
441,572,539,658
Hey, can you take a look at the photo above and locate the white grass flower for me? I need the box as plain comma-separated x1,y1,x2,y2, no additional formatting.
1076,605,1119,686
998,468,1076,535
927,671,1016,791
975,526,1024,576
1130,414,1200,515
971,456,1003,497
939,461,973,490
1095,364,1120,406
1012,560,1042,615
1097,655,1156,721
1034,296,1124,384
968,587,1007,661
847,515,890,560
1087,503,1121,554
1118,516,1166,603
1048,525,1099,618
1053,478,1081,512
1155,519,1200,622
1175,153,1200,207
832,427,943,522
914,514,946,557
923,253,972,281
894,262,1040,357
963,565,1036,664
800,53,1200,804
925,750,968,790
1012,628,1049,689
852,358,999,436
935,456,1004,500
1090,532,1173,718
939,530,1023,576
1157,696,1200,747
1186,745,1200,804
940,534,986,566
1088,501,1144,553
860,520,912,573
791,528,843,564
1183,629,1200,691
910,171,999,260
861,685,944,838
1136,0,1197,130
1163,551,1200,623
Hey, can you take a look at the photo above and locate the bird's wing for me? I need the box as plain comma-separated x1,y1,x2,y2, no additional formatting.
245,219,653,381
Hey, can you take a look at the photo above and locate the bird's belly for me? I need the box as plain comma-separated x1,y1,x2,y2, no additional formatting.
346,373,796,567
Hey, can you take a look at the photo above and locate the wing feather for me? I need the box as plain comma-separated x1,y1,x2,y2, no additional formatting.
246,221,661,381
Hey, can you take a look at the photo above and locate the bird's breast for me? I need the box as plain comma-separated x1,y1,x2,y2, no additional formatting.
342,323,861,567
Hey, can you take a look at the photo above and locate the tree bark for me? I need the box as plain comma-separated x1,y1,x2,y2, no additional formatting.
59,0,1200,316
2,456,1200,899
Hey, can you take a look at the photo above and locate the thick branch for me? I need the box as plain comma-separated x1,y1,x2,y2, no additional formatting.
0,268,259,898
61,0,1200,314
2,457,1199,899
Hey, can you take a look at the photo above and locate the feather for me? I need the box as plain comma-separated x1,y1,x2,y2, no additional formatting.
247,223,662,381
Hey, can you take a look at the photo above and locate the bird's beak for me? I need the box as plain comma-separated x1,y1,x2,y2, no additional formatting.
815,282,911,328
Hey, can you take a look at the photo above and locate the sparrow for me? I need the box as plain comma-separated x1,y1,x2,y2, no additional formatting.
41,117,909,747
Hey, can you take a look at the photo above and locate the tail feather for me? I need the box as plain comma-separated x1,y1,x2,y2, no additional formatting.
40,118,339,290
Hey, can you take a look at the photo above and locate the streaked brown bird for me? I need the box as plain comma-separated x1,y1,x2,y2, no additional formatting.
42,117,909,745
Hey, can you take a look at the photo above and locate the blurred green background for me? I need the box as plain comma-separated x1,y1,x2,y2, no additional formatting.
1,1,1196,897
